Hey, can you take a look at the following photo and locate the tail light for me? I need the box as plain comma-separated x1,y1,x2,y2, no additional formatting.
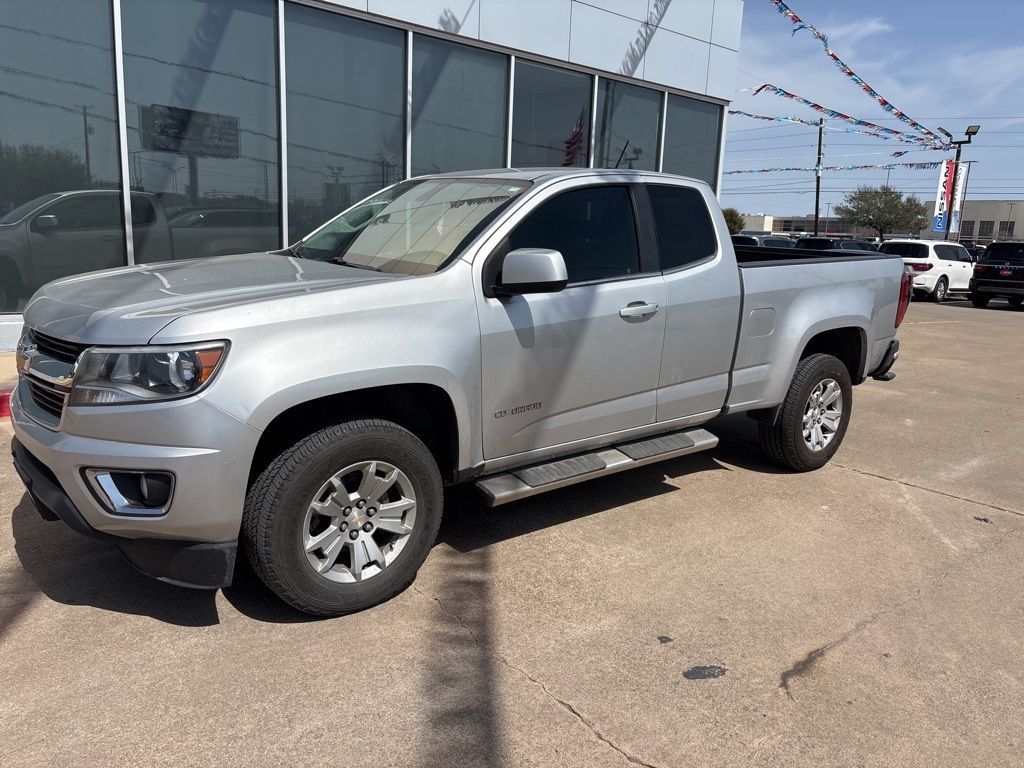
973,263,989,275
895,271,912,328
908,262,933,272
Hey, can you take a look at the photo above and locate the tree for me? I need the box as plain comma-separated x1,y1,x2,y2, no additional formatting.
0,143,88,213
723,207,745,235
833,185,928,240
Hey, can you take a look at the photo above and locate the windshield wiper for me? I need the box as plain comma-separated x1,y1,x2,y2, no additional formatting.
330,256,383,272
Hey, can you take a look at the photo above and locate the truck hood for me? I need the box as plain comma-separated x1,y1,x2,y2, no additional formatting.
23,251,399,344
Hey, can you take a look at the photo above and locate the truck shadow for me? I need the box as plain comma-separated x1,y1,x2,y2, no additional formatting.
9,416,784,627
11,495,220,627
438,414,786,553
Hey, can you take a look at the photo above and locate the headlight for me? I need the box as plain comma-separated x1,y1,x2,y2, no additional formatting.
68,343,227,406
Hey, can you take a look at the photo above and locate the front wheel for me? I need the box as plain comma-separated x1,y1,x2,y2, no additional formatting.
243,418,443,616
931,277,948,303
759,353,853,472
971,294,991,308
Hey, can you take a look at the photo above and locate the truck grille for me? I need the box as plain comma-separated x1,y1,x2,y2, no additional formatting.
30,330,89,365
25,377,68,421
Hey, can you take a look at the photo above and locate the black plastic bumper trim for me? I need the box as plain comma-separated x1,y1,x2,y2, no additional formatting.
11,438,236,589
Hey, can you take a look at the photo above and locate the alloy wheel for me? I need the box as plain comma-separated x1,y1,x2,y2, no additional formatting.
802,379,843,452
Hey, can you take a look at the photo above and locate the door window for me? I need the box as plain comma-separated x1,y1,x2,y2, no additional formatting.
129,195,158,226
646,184,716,270
43,195,122,230
934,244,959,262
507,186,640,283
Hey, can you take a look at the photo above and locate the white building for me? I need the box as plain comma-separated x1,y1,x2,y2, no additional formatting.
0,0,742,346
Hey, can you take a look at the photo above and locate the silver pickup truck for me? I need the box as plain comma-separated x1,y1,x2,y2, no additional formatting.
11,169,910,615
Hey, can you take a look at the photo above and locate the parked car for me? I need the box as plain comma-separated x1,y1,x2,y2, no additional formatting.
969,241,1024,308
0,190,279,310
11,168,909,615
796,236,879,252
878,239,974,302
959,241,986,261
731,234,759,246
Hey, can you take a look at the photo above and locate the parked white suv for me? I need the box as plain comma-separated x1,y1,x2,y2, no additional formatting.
879,240,974,302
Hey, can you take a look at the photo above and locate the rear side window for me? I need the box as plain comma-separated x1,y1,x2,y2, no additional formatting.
508,185,640,283
983,242,1024,263
646,185,716,270
762,238,794,248
880,242,928,259
934,244,959,261
130,195,157,226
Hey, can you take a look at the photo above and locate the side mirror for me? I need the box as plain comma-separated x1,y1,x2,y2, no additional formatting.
34,214,59,231
495,248,568,295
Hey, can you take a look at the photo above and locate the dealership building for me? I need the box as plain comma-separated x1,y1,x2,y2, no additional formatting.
0,0,741,344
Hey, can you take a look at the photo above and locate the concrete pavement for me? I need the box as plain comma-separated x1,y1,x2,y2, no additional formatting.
1,298,1022,767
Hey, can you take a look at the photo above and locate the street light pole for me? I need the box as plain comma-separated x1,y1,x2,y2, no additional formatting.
939,125,981,241
813,118,824,236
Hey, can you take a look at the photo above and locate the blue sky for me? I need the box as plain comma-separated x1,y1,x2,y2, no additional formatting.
720,0,1024,217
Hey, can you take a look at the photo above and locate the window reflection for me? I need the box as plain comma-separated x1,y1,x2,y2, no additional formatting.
285,5,405,243
122,0,280,263
511,61,591,168
0,0,124,311
662,95,721,186
412,36,508,176
594,79,660,171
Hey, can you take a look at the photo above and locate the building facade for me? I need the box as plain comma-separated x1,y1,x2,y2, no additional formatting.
923,199,1024,244
0,0,740,341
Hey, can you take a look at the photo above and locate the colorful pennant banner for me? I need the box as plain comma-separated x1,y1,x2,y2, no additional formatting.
724,161,942,175
728,109,932,149
767,0,946,146
752,84,946,149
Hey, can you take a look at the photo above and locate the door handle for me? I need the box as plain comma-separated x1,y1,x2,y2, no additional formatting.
619,301,659,318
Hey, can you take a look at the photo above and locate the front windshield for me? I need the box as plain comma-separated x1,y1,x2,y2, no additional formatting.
0,193,62,225
293,178,531,275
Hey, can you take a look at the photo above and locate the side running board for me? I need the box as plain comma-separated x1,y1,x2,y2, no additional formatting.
475,428,718,507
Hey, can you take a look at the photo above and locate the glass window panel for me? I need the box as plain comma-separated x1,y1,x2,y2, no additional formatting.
646,184,716,270
593,79,660,171
0,0,125,311
122,0,280,263
661,94,722,186
508,186,640,282
511,61,591,168
285,5,405,243
412,36,508,176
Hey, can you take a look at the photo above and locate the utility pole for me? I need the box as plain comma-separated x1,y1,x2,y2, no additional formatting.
76,105,92,187
813,118,824,236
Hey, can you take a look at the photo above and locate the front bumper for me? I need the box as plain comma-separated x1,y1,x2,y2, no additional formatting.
10,381,261,588
13,438,236,588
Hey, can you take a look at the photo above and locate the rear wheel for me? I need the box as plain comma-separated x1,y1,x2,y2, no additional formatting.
971,294,991,308
931,277,948,303
1009,296,1023,308
759,353,853,472
243,418,443,616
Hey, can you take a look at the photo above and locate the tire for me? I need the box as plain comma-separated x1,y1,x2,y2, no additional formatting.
931,277,948,303
971,294,991,308
758,353,853,472
1009,296,1023,308
243,418,443,616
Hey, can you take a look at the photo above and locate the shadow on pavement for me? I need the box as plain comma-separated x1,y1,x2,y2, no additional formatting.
438,414,785,554
416,546,503,768
8,414,786,628
934,299,1023,312
12,494,221,626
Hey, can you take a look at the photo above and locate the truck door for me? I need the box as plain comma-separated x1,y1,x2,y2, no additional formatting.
477,183,666,459
644,183,742,422
27,193,126,285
